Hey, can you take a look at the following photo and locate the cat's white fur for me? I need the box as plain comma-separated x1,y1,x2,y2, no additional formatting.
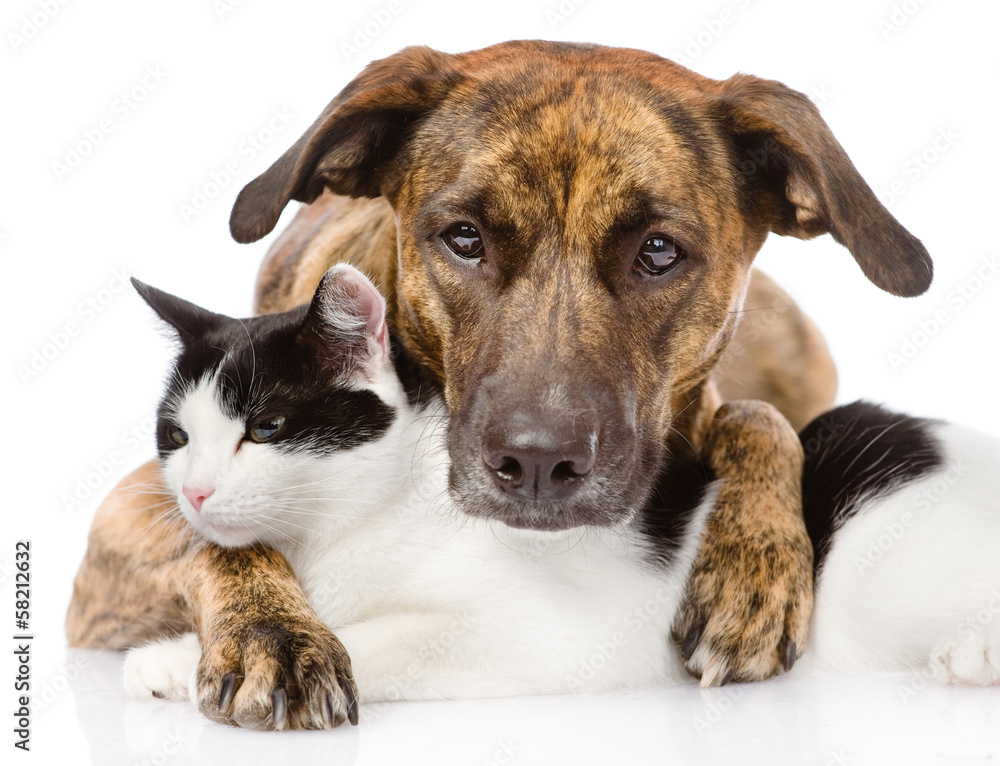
798,423,1000,682
125,632,201,701
126,266,1000,707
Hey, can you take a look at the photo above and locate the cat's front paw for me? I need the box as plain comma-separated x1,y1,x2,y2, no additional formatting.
196,618,358,730
931,631,1000,686
124,632,201,701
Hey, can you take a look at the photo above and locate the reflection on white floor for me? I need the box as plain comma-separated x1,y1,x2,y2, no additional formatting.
31,647,1000,765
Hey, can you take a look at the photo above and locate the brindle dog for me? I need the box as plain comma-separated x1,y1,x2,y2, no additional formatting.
67,41,931,729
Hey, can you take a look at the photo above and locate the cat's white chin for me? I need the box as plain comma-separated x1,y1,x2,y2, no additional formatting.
186,515,261,548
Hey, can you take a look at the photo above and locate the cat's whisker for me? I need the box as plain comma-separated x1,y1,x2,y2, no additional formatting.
240,496,390,518
134,505,193,556
251,513,319,536
266,488,402,502
235,319,261,407
267,501,404,517
251,516,315,552
108,494,178,510
132,504,183,534
267,475,406,497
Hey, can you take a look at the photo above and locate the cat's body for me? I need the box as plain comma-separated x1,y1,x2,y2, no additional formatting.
799,411,1000,682
124,266,1000,715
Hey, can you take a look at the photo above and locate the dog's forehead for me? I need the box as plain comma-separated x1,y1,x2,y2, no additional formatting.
437,58,720,163
402,48,736,249
450,40,715,91
444,41,722,147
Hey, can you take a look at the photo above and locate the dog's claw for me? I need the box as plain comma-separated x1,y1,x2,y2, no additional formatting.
699,659,728,688
271,688,288,730
321,693,335,729
218,672,237,711
781,637,797,672
681,623,704,662
720,669,735,687
340,676,359,726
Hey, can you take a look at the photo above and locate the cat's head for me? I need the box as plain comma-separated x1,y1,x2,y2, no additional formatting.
134,265,402,547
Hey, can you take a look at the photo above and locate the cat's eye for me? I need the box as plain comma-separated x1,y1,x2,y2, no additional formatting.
169,426,189,446
249,416,286,443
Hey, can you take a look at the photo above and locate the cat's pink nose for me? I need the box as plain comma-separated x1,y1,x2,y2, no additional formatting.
182,486,214,512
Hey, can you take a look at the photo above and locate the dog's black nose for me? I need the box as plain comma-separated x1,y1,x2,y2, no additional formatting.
481,413,598,502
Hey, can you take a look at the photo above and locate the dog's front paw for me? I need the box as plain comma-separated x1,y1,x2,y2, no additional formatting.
673,400,813,686
672,526,813,685
196,618,358,730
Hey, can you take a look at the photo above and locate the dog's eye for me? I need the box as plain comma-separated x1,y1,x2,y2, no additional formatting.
634,235,685,276
169,426,189,446
442,223,484,259
249,416,285,443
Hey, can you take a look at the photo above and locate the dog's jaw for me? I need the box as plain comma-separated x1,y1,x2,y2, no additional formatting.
445,454,661,532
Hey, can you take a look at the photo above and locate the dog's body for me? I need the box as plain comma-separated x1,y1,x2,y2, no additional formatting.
68,41,931,729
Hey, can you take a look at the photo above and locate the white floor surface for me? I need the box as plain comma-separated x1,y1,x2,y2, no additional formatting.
28,646,1000,765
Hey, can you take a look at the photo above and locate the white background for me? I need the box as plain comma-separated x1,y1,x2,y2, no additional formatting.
3,0,999,763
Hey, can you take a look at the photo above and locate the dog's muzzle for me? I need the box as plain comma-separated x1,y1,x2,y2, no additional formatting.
481,408,598,503
448,365,655,530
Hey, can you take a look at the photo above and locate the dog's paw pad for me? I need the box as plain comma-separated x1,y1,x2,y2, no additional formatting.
124,632,202,701
931,632,1000,686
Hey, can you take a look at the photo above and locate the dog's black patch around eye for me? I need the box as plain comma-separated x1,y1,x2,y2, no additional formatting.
800,401,944,573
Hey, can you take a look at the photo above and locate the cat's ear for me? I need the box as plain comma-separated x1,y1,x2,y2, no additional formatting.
299,265,390,379
131,278,229,342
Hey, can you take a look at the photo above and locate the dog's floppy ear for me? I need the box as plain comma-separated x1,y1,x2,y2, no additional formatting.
230,46,460,244
716,74,932,297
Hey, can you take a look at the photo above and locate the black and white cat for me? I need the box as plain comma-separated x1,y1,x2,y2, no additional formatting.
124,264,1000,710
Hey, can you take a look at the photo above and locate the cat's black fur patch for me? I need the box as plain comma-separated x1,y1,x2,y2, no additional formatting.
640,451,715,567
153,302,395,459
800,401,943,572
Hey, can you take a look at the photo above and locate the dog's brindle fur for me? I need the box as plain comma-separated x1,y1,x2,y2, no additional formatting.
67,42,930,728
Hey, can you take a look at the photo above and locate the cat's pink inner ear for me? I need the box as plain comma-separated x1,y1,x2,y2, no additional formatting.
354,279,390,363
322,265,390,363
